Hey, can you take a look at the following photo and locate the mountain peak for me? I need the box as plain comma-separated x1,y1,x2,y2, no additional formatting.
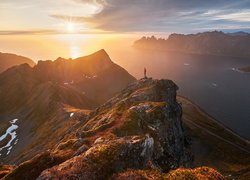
82,49,110,60
96,49,108,55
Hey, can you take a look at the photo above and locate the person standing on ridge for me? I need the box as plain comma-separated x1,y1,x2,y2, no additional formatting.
144,67,147,78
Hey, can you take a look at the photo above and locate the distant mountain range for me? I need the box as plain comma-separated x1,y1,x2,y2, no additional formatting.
134,31,250,58
0,52,35,73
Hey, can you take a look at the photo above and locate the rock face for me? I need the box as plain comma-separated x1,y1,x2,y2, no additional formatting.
134,31,250,58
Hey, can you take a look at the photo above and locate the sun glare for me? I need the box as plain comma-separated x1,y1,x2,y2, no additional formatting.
67,23,76,33
70,45,81,59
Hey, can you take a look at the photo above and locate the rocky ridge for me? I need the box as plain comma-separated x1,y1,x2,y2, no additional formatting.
1,78,224,179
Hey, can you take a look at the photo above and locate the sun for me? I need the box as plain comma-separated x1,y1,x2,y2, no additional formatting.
67,23,76,33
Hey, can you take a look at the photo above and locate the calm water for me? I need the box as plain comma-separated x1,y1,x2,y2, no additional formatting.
112,49,250,139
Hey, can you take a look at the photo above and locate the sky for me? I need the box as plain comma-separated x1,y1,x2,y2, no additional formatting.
1,0,250,35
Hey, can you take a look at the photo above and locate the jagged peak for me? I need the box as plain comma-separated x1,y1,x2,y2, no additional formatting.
34,50,112,69
36,60,53,67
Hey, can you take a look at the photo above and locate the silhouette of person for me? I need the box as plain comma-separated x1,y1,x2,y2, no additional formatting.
144,67,147,78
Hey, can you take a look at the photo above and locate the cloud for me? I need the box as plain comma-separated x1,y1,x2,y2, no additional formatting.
0,29,115,35
0,30,58,35
48,0,250,33
73,0,106,6
2,0,250,34
216,11,250,22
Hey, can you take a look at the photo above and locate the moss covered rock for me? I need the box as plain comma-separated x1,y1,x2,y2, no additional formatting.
38,136,154,179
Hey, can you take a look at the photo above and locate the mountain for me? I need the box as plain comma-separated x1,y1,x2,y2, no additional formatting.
133,31,250,58
0,49,135,165
0,52,35,73
0,52,249,179
1,78,226,179
228,31,250,37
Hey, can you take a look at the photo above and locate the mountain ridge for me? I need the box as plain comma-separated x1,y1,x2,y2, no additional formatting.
0,52,35,73
1,78,195,179
0,49,136,165
133,31,250,58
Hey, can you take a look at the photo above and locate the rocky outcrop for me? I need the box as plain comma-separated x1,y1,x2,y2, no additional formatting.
100,78,192,171
38,136,154,179
42,78,191,178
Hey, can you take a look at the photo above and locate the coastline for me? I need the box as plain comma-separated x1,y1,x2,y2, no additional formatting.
177,95,250,178
177,95,250,143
